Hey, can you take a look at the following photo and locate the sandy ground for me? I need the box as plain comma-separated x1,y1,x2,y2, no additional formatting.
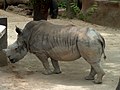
0,10,120,90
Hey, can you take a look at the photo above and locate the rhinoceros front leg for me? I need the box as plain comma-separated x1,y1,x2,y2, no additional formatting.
51,59,61,74
35,53,52,75
85,66,96,80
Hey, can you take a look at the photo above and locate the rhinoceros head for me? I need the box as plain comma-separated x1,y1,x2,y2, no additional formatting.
3,26,28,63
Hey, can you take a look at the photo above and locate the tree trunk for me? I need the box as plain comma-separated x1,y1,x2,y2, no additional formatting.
66,0,75,19
33,0,51,21
77,0,82,10
3,0,7,10
49,0,58,19
81,0,94,14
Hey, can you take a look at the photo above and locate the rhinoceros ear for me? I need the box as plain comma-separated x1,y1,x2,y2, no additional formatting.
15,26,22,35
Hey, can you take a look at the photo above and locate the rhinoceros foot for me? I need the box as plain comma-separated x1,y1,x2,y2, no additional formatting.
42,70,62,75
85,76,94,80
53,70,62,74
42,70,53,75
93,79,102,84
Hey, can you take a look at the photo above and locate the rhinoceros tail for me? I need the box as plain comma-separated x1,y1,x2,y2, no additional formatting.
97,34,106,60
102,38,106,60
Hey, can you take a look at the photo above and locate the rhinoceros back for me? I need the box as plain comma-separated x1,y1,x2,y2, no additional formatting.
28,21,81,61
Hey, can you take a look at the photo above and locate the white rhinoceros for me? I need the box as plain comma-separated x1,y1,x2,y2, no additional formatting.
3,20,106,84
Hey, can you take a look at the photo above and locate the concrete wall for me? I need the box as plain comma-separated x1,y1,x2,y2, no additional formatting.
0,17,8,66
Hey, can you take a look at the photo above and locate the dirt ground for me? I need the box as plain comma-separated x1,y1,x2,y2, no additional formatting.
0,10,120,90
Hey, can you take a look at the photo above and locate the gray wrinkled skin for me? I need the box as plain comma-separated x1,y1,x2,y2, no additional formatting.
3,20,106,84
3,36,28,63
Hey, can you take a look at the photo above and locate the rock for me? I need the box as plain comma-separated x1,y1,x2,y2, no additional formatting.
18,4,27,8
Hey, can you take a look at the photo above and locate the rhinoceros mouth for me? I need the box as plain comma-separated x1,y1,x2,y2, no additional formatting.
7,56,17,63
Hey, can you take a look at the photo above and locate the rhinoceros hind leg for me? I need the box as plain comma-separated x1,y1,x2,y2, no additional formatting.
85,66,96,80
90,62,105,84
36,53,53,75
81,50,105,83
51,59,62,74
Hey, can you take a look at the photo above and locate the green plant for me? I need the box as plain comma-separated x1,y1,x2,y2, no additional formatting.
28,0,35,7
70,3,80,14
70,3,85,20
58,1,66,8
86,4,98,16
78,12,87,20
70,2,98,20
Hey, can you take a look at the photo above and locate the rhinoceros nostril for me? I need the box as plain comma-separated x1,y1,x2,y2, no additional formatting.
8,56,11,59
7,56,16,63
10,59,16,63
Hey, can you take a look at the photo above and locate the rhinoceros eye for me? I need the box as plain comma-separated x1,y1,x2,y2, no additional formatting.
15,47,19,52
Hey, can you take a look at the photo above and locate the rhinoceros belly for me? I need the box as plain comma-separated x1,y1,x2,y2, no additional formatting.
48,45,81,61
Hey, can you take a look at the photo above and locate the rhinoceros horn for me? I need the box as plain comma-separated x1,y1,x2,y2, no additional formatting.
15,26,22,35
